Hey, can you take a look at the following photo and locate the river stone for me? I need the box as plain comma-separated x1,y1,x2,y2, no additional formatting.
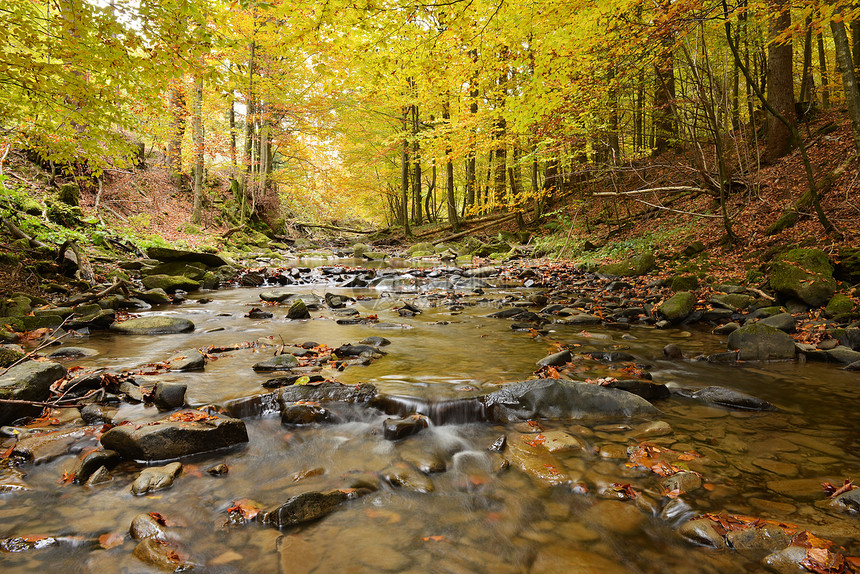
761,545,809,574
0,361,67,424
670,275,699,291
66,309,115,330
144,261,208,281
0,347,24,367
359,336,390,347
830,488,860,512
829,327,860,351
167,349,205,371
484,379,657,422
260,291,292,303
74,449,121,483
504,433,571,487
769,248,836,307
137,288,171,304
536,349,571,367
382,460,435,492
531,546,634,574
279,381,377,406
100,412,248,461
131,462,182,495
758,313,796,333
146,246,229,268
261,490,351,528
767,478,838,501
691,386,776,411
133,538,192,571
383,414,429,440
141,274,201,293
583,500,646,535
86,465,112,485
129,513,168,541
659,292,696,322
110,316,195,335
281,403,334,425
630,420,672,437
598,253,656,277
727,322,796,360
604,380,671,401
678,518,726,548
661,471,702,494
252,354,299,371
153,382,186,410
10,426,92,464
807,345,860,364
825,294,855,318
47,346,98,359
287,299,311,319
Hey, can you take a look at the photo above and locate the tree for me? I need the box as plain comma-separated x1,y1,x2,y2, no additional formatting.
831,12,860,157
764,0,796,162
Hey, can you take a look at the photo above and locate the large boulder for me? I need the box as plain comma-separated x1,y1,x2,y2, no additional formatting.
141,274,201,293
146,247,230,268
483,379,657,422
279,382,378,406
727,322,796,361
100,411,248,461
769,248,837,306
835,248,860,285
142,261,208,281
0,361,67,425
110,316,195,335
598,253,656,277
260,490,351,529
658,291,696,323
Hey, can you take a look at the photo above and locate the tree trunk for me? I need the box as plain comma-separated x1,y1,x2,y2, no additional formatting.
442,99,459,231
465,49,479,208
764,0,796,162
831,16,860,156
411,102,422,225
401,106,411,236
608,68,620,161
818,32,831,109
168,84,187,186
191,74,204,224
228,94,237,173
654,48,676,155
799,18,814,107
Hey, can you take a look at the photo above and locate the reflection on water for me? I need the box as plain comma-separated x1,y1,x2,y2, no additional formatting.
2,264,860,573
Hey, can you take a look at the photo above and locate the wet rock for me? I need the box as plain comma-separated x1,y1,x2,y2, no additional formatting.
119,381,144,402
260,291,292,303
753,458,798,476
604,380,671,401
86,465,112,485
727,323,796,361
0,467,31,492
100,411,248,461
131,462,182,495
541,430,587,453
65,309,116,330
484,379,657,422
46,346,98,359
207,463,228,476
678,518,726,548
531,546,635,574
767,478,837,502
74,449,121,483
133,538,193,571
281,403,335,425
806,345,860,364
583,500,646,535
383,414,429,440
536,349,571,367
110,316,195,335
826,293,856,318
279,381,377,406
661,471,702,494
670,275,699,291
252,354,299,372
759,313,797,333
691,386,776,411
262,373,324,388
0,535,72,552
142,274,201,293
713,322,740,335
247,308,273,319
659,291,696,323
137,288,172,304
287,299,311,319
153,382,187,410
146,246,230,268
558,313,602,325
769,248,836,307
261,490,351,528
761,545,808,574
359,336,390,347
167,349,205,371
663,343,684,359
830,488,860,512
382,461,435,492
504,433,571,487
129,513,168,540
0,346,24,367
0,360,67,423
10,426,92,464
630,420,672,438
598,253,656,277
334,344,385,358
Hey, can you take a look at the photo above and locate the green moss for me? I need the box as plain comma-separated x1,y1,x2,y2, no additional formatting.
769,248,836,307
826,294,855,318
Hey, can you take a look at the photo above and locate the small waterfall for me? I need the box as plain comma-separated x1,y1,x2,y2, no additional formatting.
371,395,488,425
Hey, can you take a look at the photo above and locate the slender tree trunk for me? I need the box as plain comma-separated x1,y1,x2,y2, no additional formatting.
442,99,459,230
654,46,676,155
465,49,479,209
799,18,814,107
852,19,860,72
228,94,237,173
818,33,831,109
831,16,860,156
764,0,796,162
242,40,256,218
168,84,187,186
411,101,422,225
401,106,411,236
608,68,620,161
191,74,204,224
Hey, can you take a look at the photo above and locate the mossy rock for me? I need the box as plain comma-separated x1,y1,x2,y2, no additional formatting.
710,293,751,311
143,261,208,281
0,317,25,332
141,274,201,293
598,253,656,277
835,248,860,285
56,182,80,206
658,291,696,322
678,241,706,258
106,269,131,283
363,251,388,261
768,248,836,307
407,242,435,255
670,275,699,292
110,316,195,335
46,200,85,227
21,315,63,330
21,198,44,215
411,250,434,258
727,323,796,361
826,294,856,318
352,243,370,257
3,296,32,317
0,252,20,265
0,347,24,368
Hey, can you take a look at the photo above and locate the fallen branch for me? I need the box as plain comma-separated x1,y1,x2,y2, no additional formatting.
0,398,84,408
67,279,130,306
1,216,49,249
0,317,72,377
294,223,379,235
628,198,721,218
746,287,776,301
592,186,706,197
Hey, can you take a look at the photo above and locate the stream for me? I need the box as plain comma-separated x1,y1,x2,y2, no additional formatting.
2,258,860,573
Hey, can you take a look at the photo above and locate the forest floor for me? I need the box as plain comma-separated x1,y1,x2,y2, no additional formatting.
1,107,859,298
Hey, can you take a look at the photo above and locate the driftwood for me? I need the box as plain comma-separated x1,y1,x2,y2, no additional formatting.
294,223,380,235
431,212,520,245
765,157,853,236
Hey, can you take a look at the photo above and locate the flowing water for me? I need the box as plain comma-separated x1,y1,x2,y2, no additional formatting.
2,259,860,573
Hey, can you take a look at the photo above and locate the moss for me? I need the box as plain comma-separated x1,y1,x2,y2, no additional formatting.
670,275,699,291
659,291,696,322
598,253,656,277
769,248,836,307
826,294,856,318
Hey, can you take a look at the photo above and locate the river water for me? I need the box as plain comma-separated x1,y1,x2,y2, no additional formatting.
2,259,859,573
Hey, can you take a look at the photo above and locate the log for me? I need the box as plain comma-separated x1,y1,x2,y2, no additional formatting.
592,186,706,197
431,212,520,245
1,216,49,249
294,223,380,235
